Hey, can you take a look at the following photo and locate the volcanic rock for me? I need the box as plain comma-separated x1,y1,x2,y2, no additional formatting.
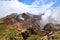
43,23,60,35
0,13,46,40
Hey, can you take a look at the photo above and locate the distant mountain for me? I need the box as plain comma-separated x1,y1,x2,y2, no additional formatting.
3,13,42,24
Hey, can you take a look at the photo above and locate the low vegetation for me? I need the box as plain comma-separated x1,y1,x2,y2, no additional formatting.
0,13,60,40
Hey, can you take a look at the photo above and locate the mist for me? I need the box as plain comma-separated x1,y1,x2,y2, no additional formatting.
40,7,60,28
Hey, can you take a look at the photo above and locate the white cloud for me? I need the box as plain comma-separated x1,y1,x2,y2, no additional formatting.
0,0,56,18
0,0,17,1
0,1,30,18
51,7,60,23
41,7,60,27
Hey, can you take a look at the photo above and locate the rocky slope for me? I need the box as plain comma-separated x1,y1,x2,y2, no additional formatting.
0,13,60,40
0,13,46,40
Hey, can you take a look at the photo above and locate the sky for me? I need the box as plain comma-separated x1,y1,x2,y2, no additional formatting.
0,0,60,26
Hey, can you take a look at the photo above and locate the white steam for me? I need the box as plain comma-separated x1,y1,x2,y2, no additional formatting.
40,7,60,27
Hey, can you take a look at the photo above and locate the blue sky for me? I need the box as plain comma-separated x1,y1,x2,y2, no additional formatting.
18,0,60,7
18,0,35,5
